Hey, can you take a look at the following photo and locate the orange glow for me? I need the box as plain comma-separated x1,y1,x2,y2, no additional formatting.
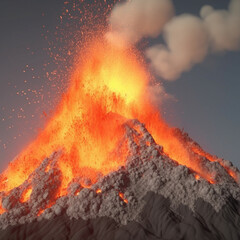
119,192,128,203
0,196,5,214
37,201,55,216
96,189,102,194
75,189,81,196
21,187,32,203
0,35,230,212
229,170,237,180
45,164,51,172
192,146,238,182
195,174,200,180
191,146,216,162
146,141,151,147
0,39,148,198
223,168,238,182
37,209,44,217
0,208,4,215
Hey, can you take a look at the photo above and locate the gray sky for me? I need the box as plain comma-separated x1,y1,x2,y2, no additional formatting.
0,0,239,171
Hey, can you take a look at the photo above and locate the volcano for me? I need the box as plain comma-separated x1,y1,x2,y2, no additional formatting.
0,118,240,239
0,36,240,239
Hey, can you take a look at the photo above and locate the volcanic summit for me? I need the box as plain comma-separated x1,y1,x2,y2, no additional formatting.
0,16,240,240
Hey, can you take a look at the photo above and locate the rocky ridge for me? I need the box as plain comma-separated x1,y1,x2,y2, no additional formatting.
0,119,240,231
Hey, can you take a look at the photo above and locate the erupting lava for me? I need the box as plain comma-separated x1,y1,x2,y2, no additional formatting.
0,35,235,214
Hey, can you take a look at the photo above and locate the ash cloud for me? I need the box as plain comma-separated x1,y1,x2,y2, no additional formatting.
107,0,240,81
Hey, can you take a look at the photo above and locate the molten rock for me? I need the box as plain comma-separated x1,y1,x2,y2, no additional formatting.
0,119,240,239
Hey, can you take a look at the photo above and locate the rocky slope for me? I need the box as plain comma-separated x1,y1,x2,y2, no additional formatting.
0,119,240,239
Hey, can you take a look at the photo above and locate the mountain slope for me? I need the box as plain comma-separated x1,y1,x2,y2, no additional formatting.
0,119,240,239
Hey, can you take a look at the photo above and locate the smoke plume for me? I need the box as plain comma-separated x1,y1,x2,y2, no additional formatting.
200,0,240,52
146,15,209,81
107,0,240,81
106,0,174,48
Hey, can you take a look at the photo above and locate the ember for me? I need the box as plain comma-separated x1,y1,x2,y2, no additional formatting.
119,192,128,204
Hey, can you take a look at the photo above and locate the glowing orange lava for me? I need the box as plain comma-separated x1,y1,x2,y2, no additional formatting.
20,188,32,203
37,209,44,217
0,39,149,197
96,189,102,194
0,35,231,213
195,174,200,180
0,197,4,214
119,192,128,204
192,146,238,182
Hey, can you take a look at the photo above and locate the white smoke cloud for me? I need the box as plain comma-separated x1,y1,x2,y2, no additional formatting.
107,0,240,81
146,0,240,81
201,0,240,52
106,0,174,48
147,83,175,106
145,15,209,81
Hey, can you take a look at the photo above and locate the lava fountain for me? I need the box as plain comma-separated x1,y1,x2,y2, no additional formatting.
0,34,234,214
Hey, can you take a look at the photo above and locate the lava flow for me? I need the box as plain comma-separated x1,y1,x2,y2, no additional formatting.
0,35,234,214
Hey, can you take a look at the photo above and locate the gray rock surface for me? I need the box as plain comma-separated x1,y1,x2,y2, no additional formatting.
0,192,239,240
0,119,240,239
